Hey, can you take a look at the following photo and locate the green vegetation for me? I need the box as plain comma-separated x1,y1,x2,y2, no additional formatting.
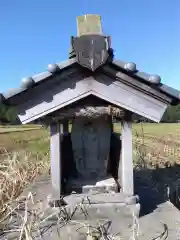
0,104,18,124
161,104,180,122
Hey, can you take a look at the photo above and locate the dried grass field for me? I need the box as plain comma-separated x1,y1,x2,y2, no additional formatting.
0,123,180,239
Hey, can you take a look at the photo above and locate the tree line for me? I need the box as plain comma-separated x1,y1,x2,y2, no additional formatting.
133,104,180,123
0,104,180,125
161,104,180,122
0,104,20,125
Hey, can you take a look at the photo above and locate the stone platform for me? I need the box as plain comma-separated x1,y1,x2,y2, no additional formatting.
66,177,119,194
2,176,180,240
62,192,139,220
49,176,139,222
29,201,180,240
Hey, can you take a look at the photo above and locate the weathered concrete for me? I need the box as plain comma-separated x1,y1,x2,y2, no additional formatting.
1,176,180,240
138,201,180,239
67,177,119,194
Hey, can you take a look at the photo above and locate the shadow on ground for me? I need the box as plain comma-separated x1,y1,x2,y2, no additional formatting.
134,164,180,217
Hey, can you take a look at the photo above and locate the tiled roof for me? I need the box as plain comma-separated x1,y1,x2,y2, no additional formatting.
1,58,77,101
1,57,180,105
111,60,180,103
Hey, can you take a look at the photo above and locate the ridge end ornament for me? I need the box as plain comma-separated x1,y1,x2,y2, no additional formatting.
72,35,110,71
72,14,111,71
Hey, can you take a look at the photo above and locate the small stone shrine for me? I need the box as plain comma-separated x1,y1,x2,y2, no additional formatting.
1,14,180,212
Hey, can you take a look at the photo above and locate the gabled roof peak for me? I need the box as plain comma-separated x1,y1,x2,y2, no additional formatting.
1,57,180,105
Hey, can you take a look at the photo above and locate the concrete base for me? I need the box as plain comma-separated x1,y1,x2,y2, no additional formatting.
5,175,180,240
64,201,140,220
64,192,139,205
66,177,119,194
46,193,140,240
83,177,118,193
16,176,140,239
48,192,139,218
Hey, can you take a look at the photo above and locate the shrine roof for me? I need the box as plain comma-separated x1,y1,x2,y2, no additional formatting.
1,57,180,106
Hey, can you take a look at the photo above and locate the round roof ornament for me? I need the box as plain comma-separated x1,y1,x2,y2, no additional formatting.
21,77,35,88
124,62,137,72
47,64,60,74
149,75,161,84
4,88,18,98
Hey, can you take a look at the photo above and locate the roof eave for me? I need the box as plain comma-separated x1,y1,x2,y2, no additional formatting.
1,58,78,106
1,56,180,107
111,59,180,105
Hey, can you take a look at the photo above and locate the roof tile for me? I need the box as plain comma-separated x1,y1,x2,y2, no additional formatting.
1,57,180,105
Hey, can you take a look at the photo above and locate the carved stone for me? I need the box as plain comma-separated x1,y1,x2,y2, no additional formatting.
72,116,111,179
60,126,122,194
65,115,114,193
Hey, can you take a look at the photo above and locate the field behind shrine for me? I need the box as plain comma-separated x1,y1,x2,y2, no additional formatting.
1,123,180,218
1,123,180,165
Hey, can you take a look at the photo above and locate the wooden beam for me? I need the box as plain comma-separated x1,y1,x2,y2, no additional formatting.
50,122,62,199
118,118,134,196
51,106,125,121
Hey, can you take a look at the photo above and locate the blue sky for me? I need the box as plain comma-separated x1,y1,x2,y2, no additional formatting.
0,0,180,92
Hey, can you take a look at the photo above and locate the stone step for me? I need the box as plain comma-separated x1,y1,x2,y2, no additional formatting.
31,203,140,240
32,218,135,240
48,193,140,221
65,202,140,220
64,192,139,205
39,218,134,240
66,177,119,194
48,193,139,220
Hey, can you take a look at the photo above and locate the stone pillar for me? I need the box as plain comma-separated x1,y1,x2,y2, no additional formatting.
118,115,134,196
50,122,62,199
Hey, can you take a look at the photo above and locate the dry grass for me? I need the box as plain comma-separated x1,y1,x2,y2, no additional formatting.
0,123,180,239
0,128,49,154
0,151,50,216
0,191,142,240
0,124,42,133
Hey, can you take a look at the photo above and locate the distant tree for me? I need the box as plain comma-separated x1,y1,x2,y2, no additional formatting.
132,104,180,123
0,104,19,125
0,102,180,124
162,104,180,123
